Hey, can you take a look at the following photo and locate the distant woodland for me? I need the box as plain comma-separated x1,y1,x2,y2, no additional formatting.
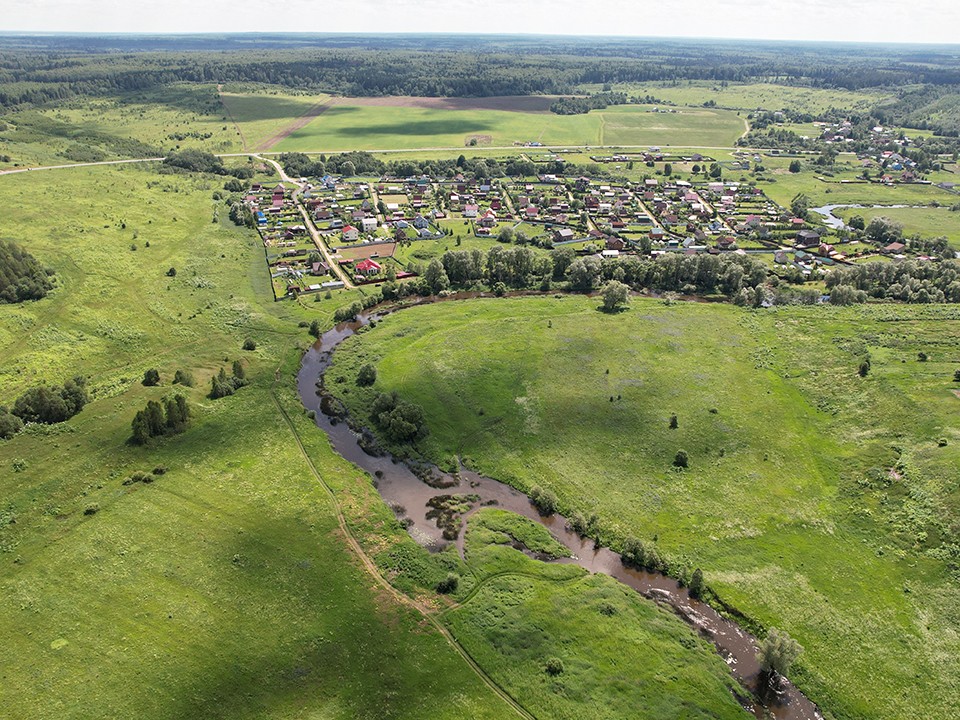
1,34,960,133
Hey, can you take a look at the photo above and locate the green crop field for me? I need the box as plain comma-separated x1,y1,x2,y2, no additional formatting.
273,102,746,152
326,295,960,720
0,164,522,720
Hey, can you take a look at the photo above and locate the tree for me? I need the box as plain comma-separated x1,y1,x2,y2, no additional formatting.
689,568,704,598
142,368,161,386
790,193,811,220
858,359,871,377
663,163,672,176
436,573,459,593
424,259,450,294
757,628,803,680
865,216,903,245
848,215,866,231
357,363,377,386
567,257,600,292
600,280,630,312
788,160,801,173
242,338,257,351
232,359,246,381
544,657,564,676
0,409,24,439
341,161,356,177
673,449,689,468
166,267,177,277
173,369,194,387
530,485,558,515
954,368,960,382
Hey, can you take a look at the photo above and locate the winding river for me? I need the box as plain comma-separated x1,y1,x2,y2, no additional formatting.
809,203,921,229
297,302,823,720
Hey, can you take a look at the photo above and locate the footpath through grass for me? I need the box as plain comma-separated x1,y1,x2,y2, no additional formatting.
327,294,960,720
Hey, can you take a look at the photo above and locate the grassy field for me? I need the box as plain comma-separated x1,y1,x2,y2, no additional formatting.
274,102,746,152
218,89,332,151
835,205,960,249
585,81,890,114
0,164,518,720
442,510,748,720
326,295,960,720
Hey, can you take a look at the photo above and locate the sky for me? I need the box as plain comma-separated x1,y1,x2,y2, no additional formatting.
3,0,960,45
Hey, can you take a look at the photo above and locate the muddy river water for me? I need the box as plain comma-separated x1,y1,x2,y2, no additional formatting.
297,303,823,720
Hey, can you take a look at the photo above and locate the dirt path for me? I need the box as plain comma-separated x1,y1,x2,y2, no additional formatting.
217,84,249,152
255,98,334,152
270,382,534,720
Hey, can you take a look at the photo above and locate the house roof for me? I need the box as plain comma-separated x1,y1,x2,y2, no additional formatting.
355,259,381,272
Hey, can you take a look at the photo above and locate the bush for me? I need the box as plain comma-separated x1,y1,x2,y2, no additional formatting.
858,359,871,377
242,338,257,351
669,414,678,429
308,319,322,338
917,351,928,362
0,239,55,304
210,365,249,400
131,394,190,444
371,391,427,442
12,376,88,424
954,368,960,382
166,267,177,277
689,568,705,598
173,369,194,387
142,368,161,386
673,449,689,468
530,485,558,515
334,302,363,323
544,657,565,676
0,409,24,439
357,363,377,386
436,572,459,594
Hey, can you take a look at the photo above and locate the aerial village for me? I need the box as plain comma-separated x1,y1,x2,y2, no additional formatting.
243,154,939,300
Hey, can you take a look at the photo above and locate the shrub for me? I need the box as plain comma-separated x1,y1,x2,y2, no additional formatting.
173,369,194,387
371,391,427,442
436,572,460,594
12,376,88,424
210,365,248,399
0,409,24,439
689,568,705,598
357,364,377,386
673,449,689,468
544,657,564,676
954,368,960,382
142,368,161,386
334,302,363,323
757,628,803,679
530,485,558,515
917,351,928,362
308,319,322,338
83,504,99,516
166,267,177,277
242,338,257,351
669,414,679,429
622,536,646,567
131,394,190,444
858,359,871,377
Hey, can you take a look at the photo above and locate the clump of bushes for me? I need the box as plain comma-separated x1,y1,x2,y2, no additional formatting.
530,485,558,515
173,369,194,387
130,394,190,445
142,368,161,386
334,301,364,323
371,391,427,442
0,407,24,439
356,364,377,386
544,657,565,676
622,536,664,572
242,338,257,351
673,449,689,468
10,376,88,426
436,573,459,594
209,361,249,399
0,239,55,304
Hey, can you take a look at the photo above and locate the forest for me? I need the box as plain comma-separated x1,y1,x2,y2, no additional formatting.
2,34,960,132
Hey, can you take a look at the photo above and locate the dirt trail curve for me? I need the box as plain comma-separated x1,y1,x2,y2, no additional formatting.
254,98,335,152
270,382,535,720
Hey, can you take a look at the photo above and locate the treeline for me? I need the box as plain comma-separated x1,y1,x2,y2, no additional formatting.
825,259,960,303
162,149,254,178
4,39,960,109
0,239,55,304
279,151,604,182
378,246,771,301
1,375,89,439
550,92,628,115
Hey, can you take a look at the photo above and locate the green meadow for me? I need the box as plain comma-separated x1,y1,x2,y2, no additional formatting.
835,205,960,249
274,103,746,152
326,295,960,720
0,164,519,720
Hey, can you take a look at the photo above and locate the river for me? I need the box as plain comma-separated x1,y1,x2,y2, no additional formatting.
297,302,823,720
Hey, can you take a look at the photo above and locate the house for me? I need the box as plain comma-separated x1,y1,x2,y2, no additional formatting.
553,228,575,242
601,249,620,259
355,259,381,275
796,229,820,245
342,225,359,242
361,217,378,233
479,210,498,228
818,242,835,257
413,215,430,229
311,262,329,275
882,241,906,254
606,237,625,251
463,204,479,218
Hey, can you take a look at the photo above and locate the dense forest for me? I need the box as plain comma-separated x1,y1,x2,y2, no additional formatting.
1,34,960,131
0,239,54,303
